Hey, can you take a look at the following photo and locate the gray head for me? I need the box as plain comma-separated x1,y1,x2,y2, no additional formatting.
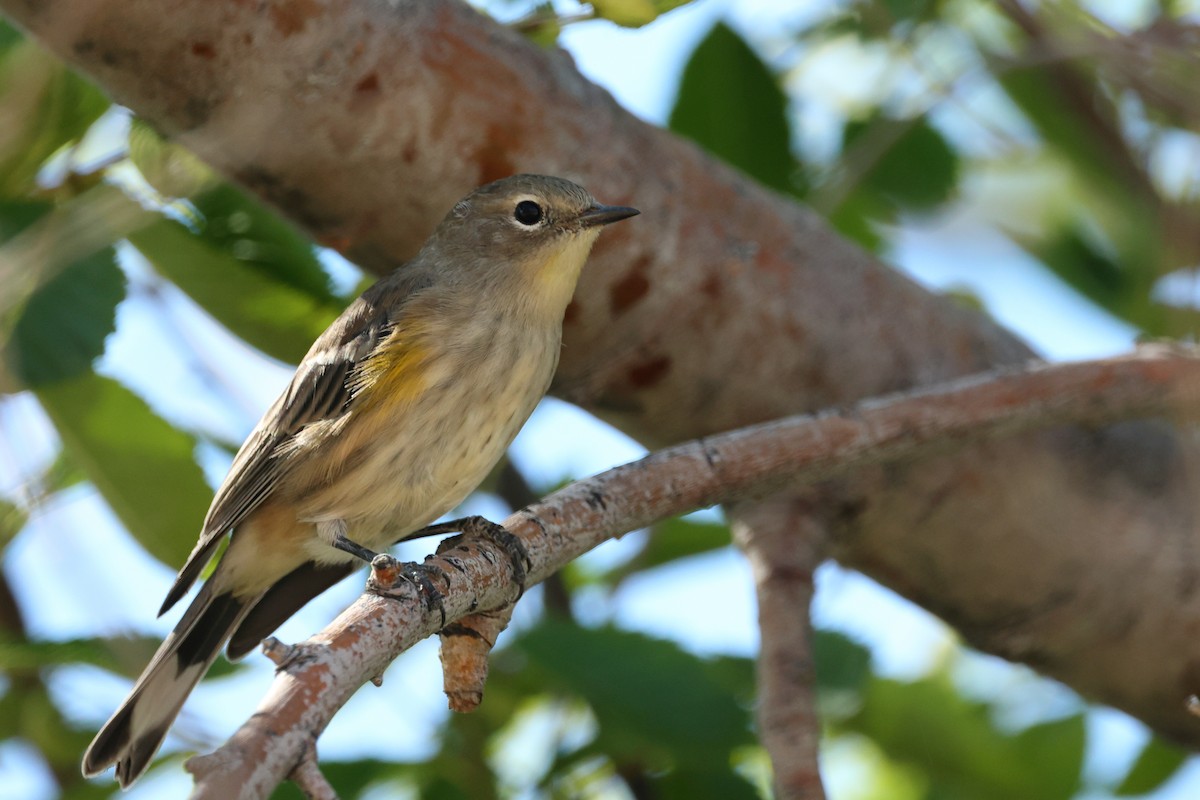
420,174,638,317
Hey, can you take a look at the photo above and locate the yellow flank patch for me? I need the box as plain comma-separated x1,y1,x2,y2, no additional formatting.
352,327,432,412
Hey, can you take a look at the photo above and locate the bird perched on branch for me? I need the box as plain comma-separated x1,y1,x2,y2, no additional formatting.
82,174,638,786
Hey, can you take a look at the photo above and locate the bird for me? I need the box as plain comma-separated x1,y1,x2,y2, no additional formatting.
81,174,638,786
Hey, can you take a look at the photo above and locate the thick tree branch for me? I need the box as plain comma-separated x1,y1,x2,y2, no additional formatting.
189,349,1200,797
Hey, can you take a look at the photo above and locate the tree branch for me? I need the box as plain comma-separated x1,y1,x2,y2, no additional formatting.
731,498,826,800
189,348,1200,797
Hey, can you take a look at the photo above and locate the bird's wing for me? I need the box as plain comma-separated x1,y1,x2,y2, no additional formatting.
159,272,427,614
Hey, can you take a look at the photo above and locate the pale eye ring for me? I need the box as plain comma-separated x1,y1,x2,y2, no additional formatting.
514,200,544,226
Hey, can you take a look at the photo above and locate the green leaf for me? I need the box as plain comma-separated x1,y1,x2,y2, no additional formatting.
8,247,125,386
128,117,215,199
997,63,1131,203
669,23,801,196
0,42,109,195
35,372,212,567
38,447,87,494
12,686,95,771
591,0,692,27
843,674,1085,800
0,197,53,239
1013,223,1194,337
841,0,938,38
881,0,934,22
0,20,23,55
1114,736,1188,795
814,629,872,693
0,498,26,551
840,113,959,213
319,759,413,799
511,621,753,768
590,517,730,586
0,634,157,673
191,183,337,303
128,214,342,364
649,766,760,800
827,189,886,252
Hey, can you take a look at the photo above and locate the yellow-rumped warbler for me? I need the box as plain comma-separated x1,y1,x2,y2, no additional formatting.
82,174,638,786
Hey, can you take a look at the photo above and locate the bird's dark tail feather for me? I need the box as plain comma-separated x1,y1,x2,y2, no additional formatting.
81,582,258,787
227,560,354,661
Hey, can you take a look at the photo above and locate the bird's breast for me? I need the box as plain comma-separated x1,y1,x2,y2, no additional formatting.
286,321,559,545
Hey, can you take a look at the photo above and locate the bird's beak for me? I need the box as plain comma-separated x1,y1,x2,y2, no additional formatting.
578,204,640,228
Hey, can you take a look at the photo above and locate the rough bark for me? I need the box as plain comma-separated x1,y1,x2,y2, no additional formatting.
732,499,826,800
5,0,1200,751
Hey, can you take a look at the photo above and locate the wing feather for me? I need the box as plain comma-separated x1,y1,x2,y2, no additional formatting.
159,270,429,614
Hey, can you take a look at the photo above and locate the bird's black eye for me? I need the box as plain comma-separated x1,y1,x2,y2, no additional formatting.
514,200,544,226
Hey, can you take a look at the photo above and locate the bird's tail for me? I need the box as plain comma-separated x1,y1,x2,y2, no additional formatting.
82,579,261,787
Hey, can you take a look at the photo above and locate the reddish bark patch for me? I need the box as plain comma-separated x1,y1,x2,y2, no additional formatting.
190,41,216,60
402,139,418,164
475,124,515,185
317,234,353,253
610,255,651,315
563,299,580,326
700,272,723,301
269,0,322,37
628,355,671,389
355,72,380,93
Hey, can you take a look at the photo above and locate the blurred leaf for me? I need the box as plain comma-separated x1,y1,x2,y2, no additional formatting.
0,197,53,239
941,285,987,313
0,634,155,673
841,113,959,213
997,62,1133,203
512,621,752,768
814,629,872,694
591,517,730,586
591,0,691,27
1014,224,1190,336
1114,736,1188,795
0,498,25,550
60,781,119,800
827,190,886,252
0,42,109,195
670,22,801,195
191,184,337,302
11,686,95,773
128,214,341,364
8,247,124,386
0,19,22,55
882,0,934,22
128,117,215,199
38,447,87,494
843,674,1085,800
844,0,937,38
649,765,760,800
35,372,212,567
318,758,412,799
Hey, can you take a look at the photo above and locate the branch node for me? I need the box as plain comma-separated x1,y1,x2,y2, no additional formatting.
368,553,402,590
261,636,297,668
287,740,337,800
439,605,514,713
